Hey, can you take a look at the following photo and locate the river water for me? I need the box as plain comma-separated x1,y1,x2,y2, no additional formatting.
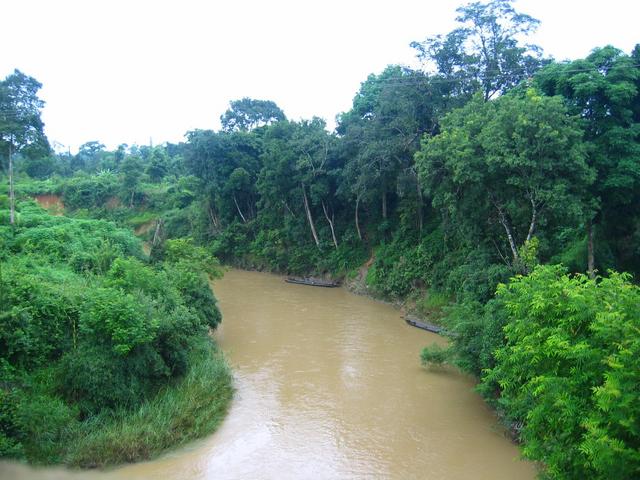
1,269,536,480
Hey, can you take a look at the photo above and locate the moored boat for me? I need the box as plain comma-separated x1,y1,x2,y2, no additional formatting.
404,316,443,334
285,277,339,288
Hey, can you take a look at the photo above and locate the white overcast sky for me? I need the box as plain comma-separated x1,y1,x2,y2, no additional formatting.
1,0,638,152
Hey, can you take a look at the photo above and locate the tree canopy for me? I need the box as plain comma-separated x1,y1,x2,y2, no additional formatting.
0,69,50,168
411,0,547,101
220,97,286,132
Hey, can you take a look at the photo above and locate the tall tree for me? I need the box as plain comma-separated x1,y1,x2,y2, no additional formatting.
337,66,437,238
146,147,170,182
0,70,50,224
411,0,546,101
416,89,593,270
535,46,640,276
185,129,262,227
74,141,106,172
120,155,144,207
220,98,286,132
291,118,340,248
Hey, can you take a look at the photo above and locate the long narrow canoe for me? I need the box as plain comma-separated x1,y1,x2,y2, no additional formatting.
285,277,339,288
404,316,443,334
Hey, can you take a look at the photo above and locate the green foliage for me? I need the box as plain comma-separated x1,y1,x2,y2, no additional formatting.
411,0,546,101
164,237,222,279
536,46,640,275
121,155,144,206
220,97,286,132
0,389,25,459
80,288,158,355
517,237,540,273
416,291,449,317
61,173,119,211
163,264,222,330
20,156,56,179
65,339,232,468
8,203,142,268
441,297,510,378
3,25,639,479
0,262,80,370
0,69,50,168
13,390,78,463
416,89,593,272
366,227,445,298
0,204,227,463
58,343,165,415
420,343,451,367
481,265,640,479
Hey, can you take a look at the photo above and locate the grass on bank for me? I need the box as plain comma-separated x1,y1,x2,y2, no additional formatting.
65,339,233,468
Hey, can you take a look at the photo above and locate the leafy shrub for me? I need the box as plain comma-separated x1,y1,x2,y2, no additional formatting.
62,173,118,210
0,205,227,463
0,389,25,459
80,288,158,356
13,391,78,462
164,237,222,278
164,265,221,329
420,343,450,367
58,343,166,415
482,265,640,479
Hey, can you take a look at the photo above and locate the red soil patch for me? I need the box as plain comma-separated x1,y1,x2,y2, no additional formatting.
34,194,64,215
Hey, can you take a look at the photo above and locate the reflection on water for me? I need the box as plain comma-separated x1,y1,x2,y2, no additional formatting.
1,269,535,480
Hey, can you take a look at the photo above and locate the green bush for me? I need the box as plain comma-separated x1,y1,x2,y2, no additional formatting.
62,173,118,211
80,288,158,356
14,392,78,463
420,343,450,367
58,343,165,415
482,265,640,479
164,265,221,329
65,339,232,468
0,205,228,464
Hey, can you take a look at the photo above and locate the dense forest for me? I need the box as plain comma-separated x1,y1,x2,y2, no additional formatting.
1,0,639,478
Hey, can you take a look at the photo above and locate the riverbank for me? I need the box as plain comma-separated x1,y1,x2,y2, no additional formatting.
0,203,234,470
219,255,448,336
66,338,233,468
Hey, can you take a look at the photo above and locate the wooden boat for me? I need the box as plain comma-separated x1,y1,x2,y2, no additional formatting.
404,316,443,334
285,277,339,288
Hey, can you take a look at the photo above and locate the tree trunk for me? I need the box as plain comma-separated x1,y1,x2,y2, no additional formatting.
9,141,15,226
149,218,166,262
208,204,220,231
416,179,424,233
587,219,595,279
233,194,247,223
301,184,320,247
322,200,338,249
129,190,135,208
355,196,362,241
282,200,295,217
249,195,256,219
525,197,537,243
152,218,165,247
382,190,387,219
497,207,519,263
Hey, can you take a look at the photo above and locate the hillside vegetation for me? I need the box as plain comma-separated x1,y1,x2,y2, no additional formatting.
0,201,232,466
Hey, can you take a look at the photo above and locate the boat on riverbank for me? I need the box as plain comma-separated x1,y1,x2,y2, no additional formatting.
404,315,443,334
285,277,340,288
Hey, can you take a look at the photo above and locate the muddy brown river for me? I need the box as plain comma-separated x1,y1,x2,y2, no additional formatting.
1,269,536,480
